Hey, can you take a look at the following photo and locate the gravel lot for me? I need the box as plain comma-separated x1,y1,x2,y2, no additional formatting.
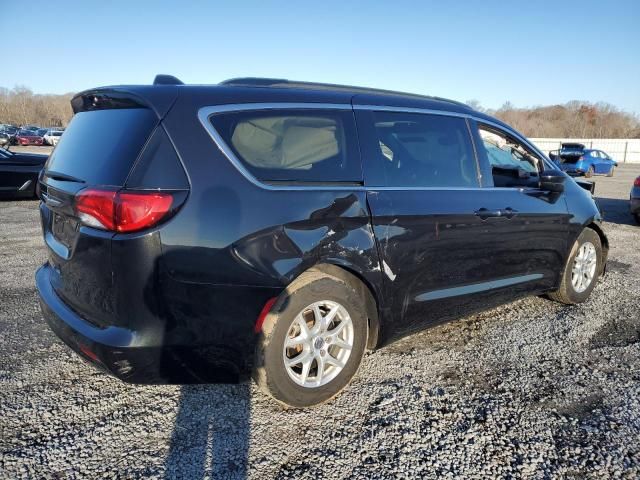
1,164,639,479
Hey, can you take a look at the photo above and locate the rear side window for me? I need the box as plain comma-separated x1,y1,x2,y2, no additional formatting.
356,110,479,188
209,109,361,183
45,108,157,186
126,126,189,190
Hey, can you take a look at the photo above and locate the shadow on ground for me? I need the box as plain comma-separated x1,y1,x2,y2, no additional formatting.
164,384,251,479
596,197,637,226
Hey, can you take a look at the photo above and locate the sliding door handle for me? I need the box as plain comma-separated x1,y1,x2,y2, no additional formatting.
474,208,502,220
502,207,518,219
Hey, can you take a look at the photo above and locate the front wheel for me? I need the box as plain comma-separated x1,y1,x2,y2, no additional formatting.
548,228,602,304
254,269,368,408
607,165,615,177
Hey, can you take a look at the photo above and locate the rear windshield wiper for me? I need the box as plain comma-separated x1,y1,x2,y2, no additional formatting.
44,170,86,183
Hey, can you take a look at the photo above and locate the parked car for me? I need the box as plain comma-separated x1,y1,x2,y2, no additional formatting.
21,125,40,132
0,132,10,147
15,129,44,146
36,76,609,408
0,146,47,198
631,176,640,224
1,125,19,144
549,143,617,177
43,129,64,146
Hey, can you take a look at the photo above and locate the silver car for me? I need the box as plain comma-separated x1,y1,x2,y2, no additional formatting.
43,129,64,146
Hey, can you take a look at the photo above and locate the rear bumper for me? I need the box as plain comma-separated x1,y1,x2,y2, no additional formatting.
630,197,640,215
36,263,251,383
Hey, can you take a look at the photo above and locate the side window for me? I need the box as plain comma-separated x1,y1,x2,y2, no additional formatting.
209,109,361,183
591,151,600,158
357,110,479,188
477,125,542,188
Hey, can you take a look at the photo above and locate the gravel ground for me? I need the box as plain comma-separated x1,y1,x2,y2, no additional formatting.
1,165,639,479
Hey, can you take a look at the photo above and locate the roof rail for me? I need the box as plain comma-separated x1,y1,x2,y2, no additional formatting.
153,74,184,86
219,77,469,108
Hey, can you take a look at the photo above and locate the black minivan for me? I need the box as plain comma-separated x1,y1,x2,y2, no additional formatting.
36,76,608,407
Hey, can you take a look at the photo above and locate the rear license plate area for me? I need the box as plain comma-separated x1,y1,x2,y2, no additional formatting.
52,213,77,248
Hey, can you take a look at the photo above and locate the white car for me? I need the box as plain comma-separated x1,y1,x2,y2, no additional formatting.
43,130,64,146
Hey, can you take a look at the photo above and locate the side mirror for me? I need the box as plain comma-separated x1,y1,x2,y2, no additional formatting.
539,169,565,193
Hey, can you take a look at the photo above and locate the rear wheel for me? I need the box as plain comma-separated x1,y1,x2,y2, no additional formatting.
253,269,368,408
607,165,615,177
548,228,602,304
635,213,640,225
585,166,594,178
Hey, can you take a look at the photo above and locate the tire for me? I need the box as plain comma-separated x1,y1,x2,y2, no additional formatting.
253,269,368,408
607,166,615,177
635,213,640,225
548,228,602,305
585,166,594,178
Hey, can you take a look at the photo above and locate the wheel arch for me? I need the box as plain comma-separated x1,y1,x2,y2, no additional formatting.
585,222,609,274
301,263,381,350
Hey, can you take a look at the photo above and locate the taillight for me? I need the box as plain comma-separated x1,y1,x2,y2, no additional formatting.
75,188,174,233
634,177,640,188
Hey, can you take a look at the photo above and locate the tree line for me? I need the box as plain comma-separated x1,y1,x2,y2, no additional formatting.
0,86,74,128
1,85,639,138
468,99,640,138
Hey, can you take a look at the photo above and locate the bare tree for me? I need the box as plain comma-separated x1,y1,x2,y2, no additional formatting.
489,101,640,138
0,86,74,127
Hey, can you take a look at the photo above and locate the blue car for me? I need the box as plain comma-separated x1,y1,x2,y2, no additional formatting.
631,175,640,224
549,143,617,177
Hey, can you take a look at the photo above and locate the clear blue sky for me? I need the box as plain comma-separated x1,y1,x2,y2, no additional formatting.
3,0,640,113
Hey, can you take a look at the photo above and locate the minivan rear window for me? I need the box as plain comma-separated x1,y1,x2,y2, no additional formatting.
210,109,361,183
45,108,157,186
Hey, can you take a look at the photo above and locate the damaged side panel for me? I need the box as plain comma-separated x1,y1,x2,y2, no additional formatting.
158,188,384,376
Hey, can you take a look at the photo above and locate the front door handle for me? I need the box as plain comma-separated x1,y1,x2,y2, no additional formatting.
475,208,503,220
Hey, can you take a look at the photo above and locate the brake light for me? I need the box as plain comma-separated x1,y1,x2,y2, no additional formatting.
75,188,174,233
634,177,640,188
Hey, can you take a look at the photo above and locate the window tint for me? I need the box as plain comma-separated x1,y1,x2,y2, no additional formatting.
126,126,189,189
210,109,361,183
477,125,541,188
357,111,478,188
45,108,157,186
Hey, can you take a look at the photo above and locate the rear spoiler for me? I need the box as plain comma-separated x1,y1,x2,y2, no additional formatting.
71,86,178,119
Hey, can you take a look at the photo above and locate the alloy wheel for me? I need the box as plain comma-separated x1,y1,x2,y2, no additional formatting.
571,241,597,293
282,300,354,388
